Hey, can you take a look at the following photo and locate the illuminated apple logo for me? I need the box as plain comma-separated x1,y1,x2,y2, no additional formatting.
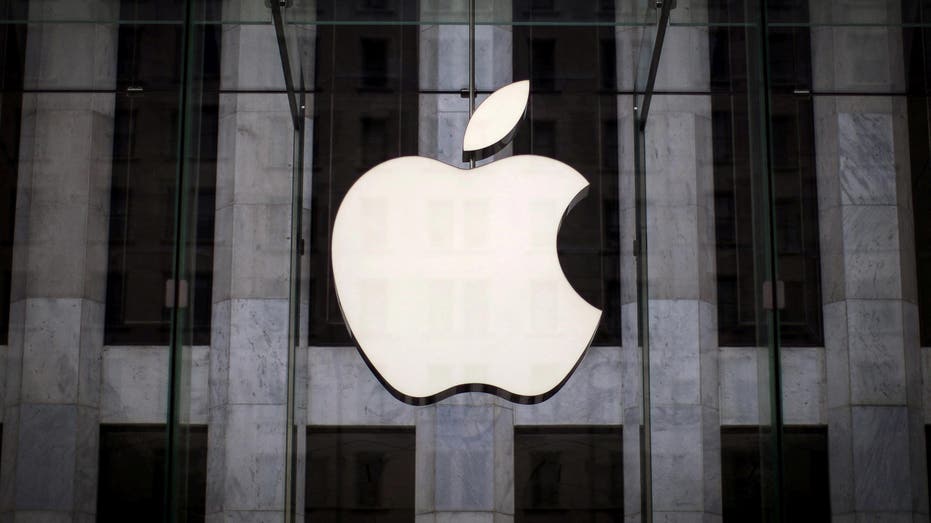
331,80,601,404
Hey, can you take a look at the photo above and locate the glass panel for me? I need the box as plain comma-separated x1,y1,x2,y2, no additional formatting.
721,426,829,521
171,0,301,521
667,0,931,520
514,426,623,521
98,424,208,523
637,0,782,519
167,1,223,520
283,0,653,25
0,0,25,346
710,0,822,348
511,19,621,345
5,0,928,520
105,2,217,346
631,2,657,521
905,0,931,348
290,0,648,520
0,0,225,518
306,16,420,346
305,427,416,521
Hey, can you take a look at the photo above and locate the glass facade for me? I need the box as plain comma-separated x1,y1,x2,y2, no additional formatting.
0,0,927,521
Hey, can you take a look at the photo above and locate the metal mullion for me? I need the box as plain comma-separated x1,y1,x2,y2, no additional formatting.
636,0,674,129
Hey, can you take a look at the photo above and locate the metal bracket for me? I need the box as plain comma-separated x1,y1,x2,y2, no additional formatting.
637,0,675,129
268,0,301,130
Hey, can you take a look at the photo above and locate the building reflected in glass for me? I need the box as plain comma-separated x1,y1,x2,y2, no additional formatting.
0,0,927,521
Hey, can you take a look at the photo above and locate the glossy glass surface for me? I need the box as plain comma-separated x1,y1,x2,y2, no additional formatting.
0,1,927,522
514,426,624,521
305,427,415,522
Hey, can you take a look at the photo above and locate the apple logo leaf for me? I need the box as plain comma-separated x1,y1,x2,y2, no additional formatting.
462,80,530,163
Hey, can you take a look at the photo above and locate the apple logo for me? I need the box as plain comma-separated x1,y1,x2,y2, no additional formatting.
331,80,602,405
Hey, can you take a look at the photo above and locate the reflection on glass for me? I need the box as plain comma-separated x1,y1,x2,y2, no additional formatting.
105,2,219,345
721,426,829,522
0,0,25,345
513,1,621,344
514,426,623,522
709,0,822,346
97,424,208,523
308,3,420,344
904,0,931,347
305,427,415,522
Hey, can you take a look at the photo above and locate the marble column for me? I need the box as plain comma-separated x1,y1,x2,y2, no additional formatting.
416,2,516,521
0,1,117,521
416,396,515,523
205,2,294,521
811,1,928,520
641,1,722,520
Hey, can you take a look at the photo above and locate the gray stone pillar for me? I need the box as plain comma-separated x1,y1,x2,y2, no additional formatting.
811,2,928,520
416,396,515,523
642,1,722,519
0,1,117,521
206,2,294,521
416,3,515,521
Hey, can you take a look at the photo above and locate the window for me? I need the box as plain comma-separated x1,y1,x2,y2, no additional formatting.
0,1,25,345
514,426,623,521
104,2,219,345
305,427,415,521
709,0,823,346
360,38,390,89
308,1,419,345
904,0,931,347
97,425,208,523
513,0,621,345
530,39,556,92
721,426,830,521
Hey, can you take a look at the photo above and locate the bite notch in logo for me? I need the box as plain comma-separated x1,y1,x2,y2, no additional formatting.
331,80,602,405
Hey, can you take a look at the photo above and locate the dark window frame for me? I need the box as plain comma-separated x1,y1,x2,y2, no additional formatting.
514,425,624,522
721,425,830,522
709,0,823,347
97,423,208,523
904,0,931,347
305,425,416,521
104,2,219,346
0,1,26,345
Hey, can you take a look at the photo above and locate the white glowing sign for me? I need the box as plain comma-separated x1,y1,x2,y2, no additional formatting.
331,80,601,404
